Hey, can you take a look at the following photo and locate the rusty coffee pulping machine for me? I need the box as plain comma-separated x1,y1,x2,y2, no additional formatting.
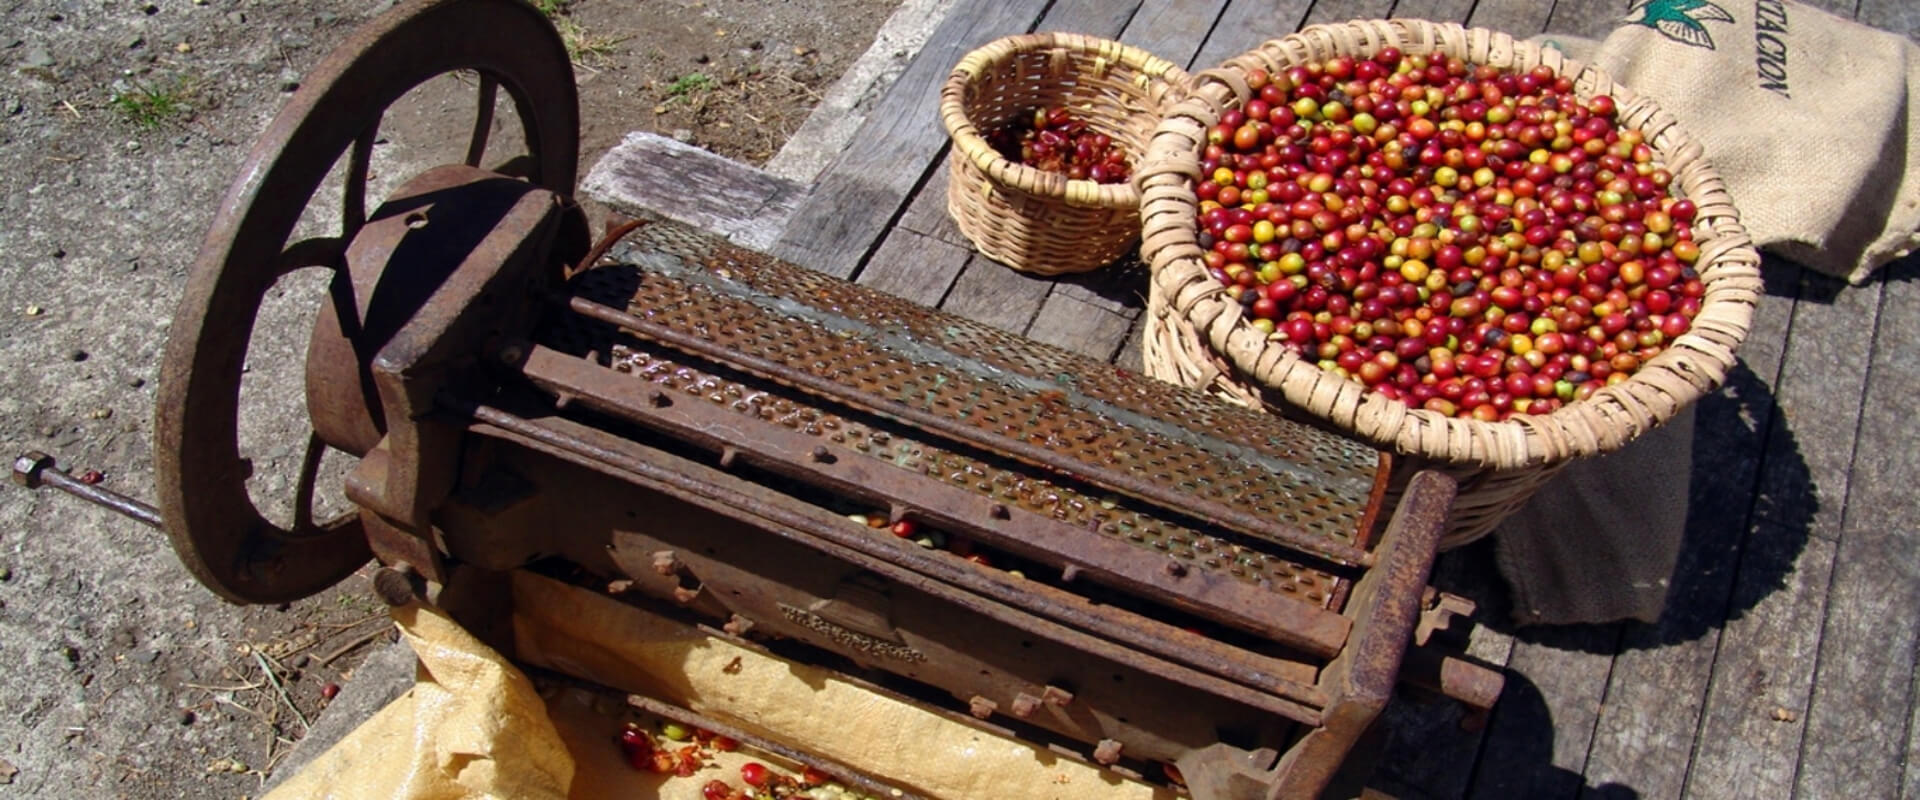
10,1,1502,797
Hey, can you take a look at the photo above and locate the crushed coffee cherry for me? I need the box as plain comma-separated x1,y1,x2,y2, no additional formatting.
986,106,1132,184
1196,49,1707,420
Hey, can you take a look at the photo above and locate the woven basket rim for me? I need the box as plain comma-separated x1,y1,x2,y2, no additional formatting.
1136,18,1763,471
940,31,1188,210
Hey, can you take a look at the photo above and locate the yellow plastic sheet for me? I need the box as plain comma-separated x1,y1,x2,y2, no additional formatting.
266,572,1175,799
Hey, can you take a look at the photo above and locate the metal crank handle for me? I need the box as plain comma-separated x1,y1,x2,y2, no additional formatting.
12,451,163,529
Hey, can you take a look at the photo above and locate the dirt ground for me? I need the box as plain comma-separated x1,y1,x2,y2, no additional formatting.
0,0,894,796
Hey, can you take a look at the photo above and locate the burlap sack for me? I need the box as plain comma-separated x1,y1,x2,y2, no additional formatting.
1544,1,1920,283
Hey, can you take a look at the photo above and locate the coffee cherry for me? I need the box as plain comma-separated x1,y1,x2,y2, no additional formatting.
740,762,771,787
989,106,1131,184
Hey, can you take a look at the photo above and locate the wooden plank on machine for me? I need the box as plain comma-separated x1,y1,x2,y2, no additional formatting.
1794,257,1920,799
582,132,805,251
1389,0,1477,23
767,0,1057,277
1465,0,1555,39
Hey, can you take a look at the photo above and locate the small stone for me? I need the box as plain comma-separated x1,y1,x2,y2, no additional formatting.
174,42,192,54
1771,707,1798,723
670,128,694,143
140,649,160,664
227,11,246,24
123,140,141,152
141,2,159,14
192,0,207,5
21,48,53,68
0,759,13,784
49,247,64,258
127,36,145,49
24,305,41,316
652,104,667,114
4,98,21,115
88,408,111,420
693,54,710,65
128,376,145,388
179,709,195,725
279,69,301,92
61,645,79,663
67,349,87,362
0,566,11,581
292,653,309,668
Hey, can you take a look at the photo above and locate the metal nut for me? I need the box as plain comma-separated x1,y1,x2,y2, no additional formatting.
1093,738,1123,766
1009,692,1041,718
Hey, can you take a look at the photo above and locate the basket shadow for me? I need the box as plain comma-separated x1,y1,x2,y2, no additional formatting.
1435,352,1815,656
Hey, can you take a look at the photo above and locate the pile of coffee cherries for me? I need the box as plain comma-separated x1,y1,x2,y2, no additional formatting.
987,106,1132,184
617,721,877,800
1195,48,1707,420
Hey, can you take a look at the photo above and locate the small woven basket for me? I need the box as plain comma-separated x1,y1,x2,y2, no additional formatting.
1136,19,1764,548
941,32,1187,276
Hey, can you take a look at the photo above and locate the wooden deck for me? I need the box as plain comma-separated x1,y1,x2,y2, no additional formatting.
584,1,1920,797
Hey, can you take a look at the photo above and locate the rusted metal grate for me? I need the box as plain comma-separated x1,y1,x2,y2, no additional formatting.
598,225,1383,550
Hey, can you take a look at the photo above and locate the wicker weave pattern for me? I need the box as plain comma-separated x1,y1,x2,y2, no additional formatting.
941,32,1187,275
1136,19,1764,547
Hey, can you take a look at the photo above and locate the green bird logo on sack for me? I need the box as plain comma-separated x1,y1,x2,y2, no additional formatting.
1625,0,1736,49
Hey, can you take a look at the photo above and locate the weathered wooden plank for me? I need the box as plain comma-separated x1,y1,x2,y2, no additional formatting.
1187,0,1313,69
1304,0,1397,27
853,228,972,305
1390,0,1477,23
940,257,1052,334
1025,292,1136,362
1467,625,1620,799
768,0,1056,276
1685,524,1837,798
1576,258,1798,797
1754,272,1880,541
893,154,972,248
581,132,806,251
1465,0,1556,37
1116,0,1232,62
1858,0,1920,38
1795,257,1920,799
1113,315,1148,370
1542,2,1623,40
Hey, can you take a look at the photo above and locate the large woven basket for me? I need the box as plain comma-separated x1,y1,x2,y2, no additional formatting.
1136,19,1763,548
941,32,1187,276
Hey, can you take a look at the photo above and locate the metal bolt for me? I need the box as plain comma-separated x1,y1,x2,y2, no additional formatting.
1164,560,1189,578
989,503,1010,520
809,445,834,464
12,451,53,488
651,550,681,577
968,695,997,719
1042,685,1074,707
1010,693,1041,718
